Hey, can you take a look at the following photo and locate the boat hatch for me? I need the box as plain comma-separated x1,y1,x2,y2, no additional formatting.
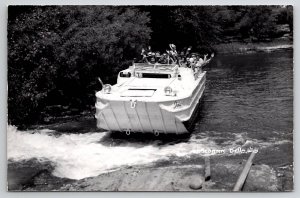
138,73,171,78
120,88,156,97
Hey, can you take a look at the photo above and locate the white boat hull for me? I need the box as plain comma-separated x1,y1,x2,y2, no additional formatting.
95,72,206,134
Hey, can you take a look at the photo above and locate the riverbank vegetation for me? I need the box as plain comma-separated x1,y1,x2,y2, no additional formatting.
8,5,293,126
214,40,292,54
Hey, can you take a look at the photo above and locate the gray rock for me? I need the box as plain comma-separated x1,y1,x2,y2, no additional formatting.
189,175,204,190
243,164,278,191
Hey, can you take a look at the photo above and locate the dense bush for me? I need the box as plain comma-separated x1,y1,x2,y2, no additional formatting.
8,6,151,125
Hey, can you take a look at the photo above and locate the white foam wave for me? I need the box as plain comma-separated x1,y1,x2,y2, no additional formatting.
8,125,290,180
7,125,219,180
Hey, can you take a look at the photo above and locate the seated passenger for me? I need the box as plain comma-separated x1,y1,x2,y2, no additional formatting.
185,46,192,58
158,53,168,64
147,46,152,53
178,51,186,66
186,57,193,68
155,51,161,63
149,52,156,64
196,56,204,67
190,54,197,64
166,50,175,64
141,48,149,63
169,44,177,54
146,46,153,59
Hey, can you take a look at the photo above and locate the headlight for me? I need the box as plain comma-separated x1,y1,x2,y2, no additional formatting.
164,86,175,96
103,84,112,94
136,72,142,78
178,74,182,80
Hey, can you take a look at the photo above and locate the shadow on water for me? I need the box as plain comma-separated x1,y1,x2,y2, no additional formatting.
42,117,99,133
98,130,192,147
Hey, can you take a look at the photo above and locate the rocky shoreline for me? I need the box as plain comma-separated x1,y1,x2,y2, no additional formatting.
8,146,293,191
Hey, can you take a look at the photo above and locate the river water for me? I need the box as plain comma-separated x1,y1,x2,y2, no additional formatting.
7,50,293,180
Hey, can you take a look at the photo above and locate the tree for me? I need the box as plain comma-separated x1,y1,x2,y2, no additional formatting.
8,6,151,126
233,6,277,41
170,6,222,48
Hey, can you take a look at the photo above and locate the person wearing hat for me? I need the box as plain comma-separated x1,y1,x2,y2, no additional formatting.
149,52,156,64
169,44,176,50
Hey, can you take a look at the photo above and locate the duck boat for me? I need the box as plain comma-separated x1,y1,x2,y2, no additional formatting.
95,58,212,135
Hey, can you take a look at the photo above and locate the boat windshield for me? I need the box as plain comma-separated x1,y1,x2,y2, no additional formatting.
133,63,178,72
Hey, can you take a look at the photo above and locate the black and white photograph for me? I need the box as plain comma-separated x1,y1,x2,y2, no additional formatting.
7,5,293,191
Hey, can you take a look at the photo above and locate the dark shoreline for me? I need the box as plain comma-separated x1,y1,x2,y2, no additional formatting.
8,144,293,191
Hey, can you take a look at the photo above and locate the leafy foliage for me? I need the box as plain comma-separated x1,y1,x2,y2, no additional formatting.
8,6,151,125
171,6,222,45
232,6,277,41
